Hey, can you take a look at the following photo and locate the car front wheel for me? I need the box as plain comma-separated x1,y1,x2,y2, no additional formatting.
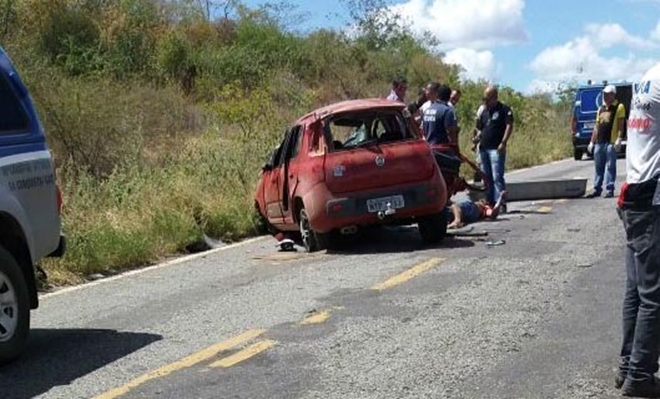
418,211,448,245
0,246,30,365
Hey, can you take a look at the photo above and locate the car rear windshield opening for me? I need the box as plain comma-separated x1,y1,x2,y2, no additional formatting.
324,111,416,151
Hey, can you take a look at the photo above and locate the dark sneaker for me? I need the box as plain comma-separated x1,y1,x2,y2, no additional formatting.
617,374,627,389
618,375,660,390
616,374,625,389
585,191,601,198
622,377,660,397
605,191,614,198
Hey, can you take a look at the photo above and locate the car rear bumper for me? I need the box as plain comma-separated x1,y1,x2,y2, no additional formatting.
308,182,446,233
48,234,66,258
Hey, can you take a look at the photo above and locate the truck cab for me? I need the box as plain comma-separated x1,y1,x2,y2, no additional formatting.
0,47,65,364
571,81,632,160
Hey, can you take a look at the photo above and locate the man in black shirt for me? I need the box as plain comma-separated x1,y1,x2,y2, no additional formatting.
476,86,514,210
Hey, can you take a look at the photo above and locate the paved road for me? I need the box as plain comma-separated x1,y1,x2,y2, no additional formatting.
2,158,631,399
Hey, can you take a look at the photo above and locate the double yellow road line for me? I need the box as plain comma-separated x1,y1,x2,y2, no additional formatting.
95,329,274,399
95,257,444,398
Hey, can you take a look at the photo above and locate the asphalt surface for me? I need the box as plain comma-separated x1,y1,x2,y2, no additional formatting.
1,157,631,399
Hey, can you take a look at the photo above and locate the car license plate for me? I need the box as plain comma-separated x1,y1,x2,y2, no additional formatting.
366,195,405,213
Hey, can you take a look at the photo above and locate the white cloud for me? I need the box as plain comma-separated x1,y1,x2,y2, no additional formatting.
390,0,528,50
584,23,657,49
442,48,498,82
528,22,660,93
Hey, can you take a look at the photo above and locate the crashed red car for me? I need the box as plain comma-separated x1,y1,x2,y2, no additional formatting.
254,98,449,252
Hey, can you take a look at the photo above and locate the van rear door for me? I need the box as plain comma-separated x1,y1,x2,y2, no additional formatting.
575,87,601,140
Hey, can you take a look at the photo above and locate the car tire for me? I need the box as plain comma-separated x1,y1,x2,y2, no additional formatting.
0,246,30,365
299,208,326,252
418,211,447,245
573,148,583,161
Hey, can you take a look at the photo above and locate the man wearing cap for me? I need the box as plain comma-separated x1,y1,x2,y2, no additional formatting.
587,84,625,198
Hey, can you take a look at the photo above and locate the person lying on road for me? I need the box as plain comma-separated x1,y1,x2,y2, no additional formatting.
446,191,507,229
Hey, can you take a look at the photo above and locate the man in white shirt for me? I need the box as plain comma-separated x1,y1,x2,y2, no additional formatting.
616,63,660,397
386,76,408,102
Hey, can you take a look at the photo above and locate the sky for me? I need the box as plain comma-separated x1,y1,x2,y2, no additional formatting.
240,0,660,94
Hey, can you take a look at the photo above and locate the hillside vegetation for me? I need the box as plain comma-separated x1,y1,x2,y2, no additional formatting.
0,0,572,286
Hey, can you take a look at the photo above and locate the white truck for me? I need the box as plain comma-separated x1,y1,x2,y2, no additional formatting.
0,47,65,364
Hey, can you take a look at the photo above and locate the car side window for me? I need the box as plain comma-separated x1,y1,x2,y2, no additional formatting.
287,126,302,160
0,73,29,134
272,125,300,168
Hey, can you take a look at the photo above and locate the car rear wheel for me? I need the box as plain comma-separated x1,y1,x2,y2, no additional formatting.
0,246,30,365
573,148,583,161
299,208,327,252
418,211,448,245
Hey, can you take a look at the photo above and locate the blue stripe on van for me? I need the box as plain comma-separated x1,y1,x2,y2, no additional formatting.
0,142,48,158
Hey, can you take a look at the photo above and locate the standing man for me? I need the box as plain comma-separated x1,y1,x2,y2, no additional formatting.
386,76,408,102
615,64,660,397
449,89,462,108
477,85,513,211
422,82,458,146
587,84,625,198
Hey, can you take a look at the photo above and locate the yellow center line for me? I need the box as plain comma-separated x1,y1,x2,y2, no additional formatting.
209,339,278,368
371,258,444,291
301,309,332,325
300,306,343,326
94,329,266,399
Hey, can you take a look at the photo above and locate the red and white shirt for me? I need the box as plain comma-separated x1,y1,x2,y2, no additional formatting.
627,63,660,184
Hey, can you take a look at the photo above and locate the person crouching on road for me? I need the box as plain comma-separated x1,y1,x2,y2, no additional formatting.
615,63,660,397
587,84,625,198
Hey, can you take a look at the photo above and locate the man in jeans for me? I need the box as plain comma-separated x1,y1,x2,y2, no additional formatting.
587,84,625,198
616,63,660,397
477,86,513,212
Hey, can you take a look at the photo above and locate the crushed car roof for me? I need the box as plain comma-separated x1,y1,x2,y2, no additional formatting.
295,98,406,125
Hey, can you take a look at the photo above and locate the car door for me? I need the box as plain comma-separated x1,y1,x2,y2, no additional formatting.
278,125,303,225
262,139,286,226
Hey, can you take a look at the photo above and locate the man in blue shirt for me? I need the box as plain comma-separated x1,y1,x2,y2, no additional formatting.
422,82,458,146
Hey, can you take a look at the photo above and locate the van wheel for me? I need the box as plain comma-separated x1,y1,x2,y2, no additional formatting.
573,148,583,161
418,212,448,245
299,208,327,252
0,246,30,365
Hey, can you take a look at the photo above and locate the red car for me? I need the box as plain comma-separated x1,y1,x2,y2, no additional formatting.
254,99,449,252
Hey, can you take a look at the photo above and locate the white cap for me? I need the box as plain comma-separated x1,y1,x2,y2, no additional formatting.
603,85,617,94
